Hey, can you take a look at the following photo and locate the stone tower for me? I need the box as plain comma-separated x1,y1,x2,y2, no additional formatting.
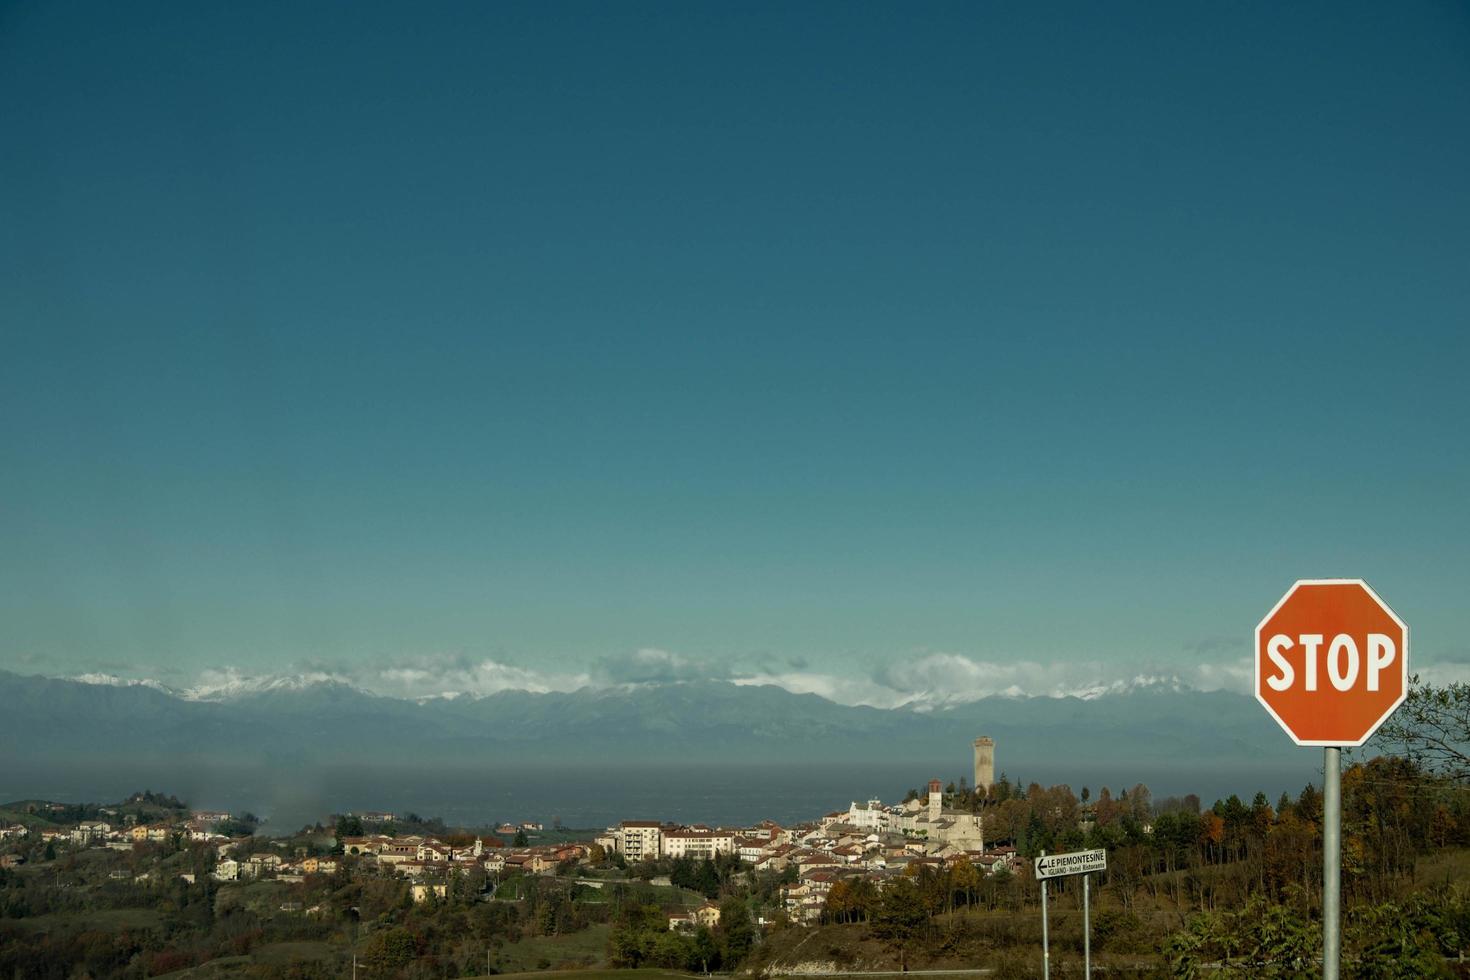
927,778,943,821
973,736,995,792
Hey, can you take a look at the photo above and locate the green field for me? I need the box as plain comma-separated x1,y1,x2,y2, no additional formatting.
488,922,612,973
467,970,692,980
153,942,337,979
4,907,163,934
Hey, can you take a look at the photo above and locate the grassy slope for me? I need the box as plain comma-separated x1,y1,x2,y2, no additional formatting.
490,922,613,973
468,971,690,980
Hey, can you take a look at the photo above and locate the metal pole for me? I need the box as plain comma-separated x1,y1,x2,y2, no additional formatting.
1039,850,1050,980
1083,872,1091,980
1324,746,1341,980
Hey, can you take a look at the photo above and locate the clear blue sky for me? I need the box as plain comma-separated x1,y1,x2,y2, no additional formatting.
2,1,1467,693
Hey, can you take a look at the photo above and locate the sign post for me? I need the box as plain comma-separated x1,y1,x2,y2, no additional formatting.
1082,872,1091,978
1034,848,1107,980
1254,579,1408,980
1038,851,1049,980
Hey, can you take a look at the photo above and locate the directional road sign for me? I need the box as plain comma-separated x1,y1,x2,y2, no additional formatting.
1034,848,1107,880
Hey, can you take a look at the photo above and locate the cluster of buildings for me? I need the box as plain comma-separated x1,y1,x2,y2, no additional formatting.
591,737,1013,923
13,813,244,852
6,735,1013,923
212,849,340,883
335,832,589,898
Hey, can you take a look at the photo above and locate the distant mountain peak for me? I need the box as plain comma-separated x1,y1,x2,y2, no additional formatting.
70,672,175,694
176,670,364,703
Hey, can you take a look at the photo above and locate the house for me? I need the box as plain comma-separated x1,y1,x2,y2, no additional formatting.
131,824,170,843
394,861,430,878
501,851,552,875
241,853,283,878
411,881,448,903
0,855,24,869
301,856,338,875
693,902,721,928
0,825,29,840
734,837,767,864
668,911,696,930
611,821,663,860
416,841,451,862
551,844,585,863
662,828,736,860
213,859,240,881
377,841,421,866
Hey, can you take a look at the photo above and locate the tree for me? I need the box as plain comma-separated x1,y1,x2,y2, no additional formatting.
1376,678,1470,780
360,927,417,977
513,828,528,847
690,925,720,974
719,896,755,965
870,877,927,971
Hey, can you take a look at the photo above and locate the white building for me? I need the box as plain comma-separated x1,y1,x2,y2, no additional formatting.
845,799,896,833
612,821,664,860
662,828,735,860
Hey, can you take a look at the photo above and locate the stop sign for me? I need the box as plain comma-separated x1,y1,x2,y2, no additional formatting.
1255,579,1409,746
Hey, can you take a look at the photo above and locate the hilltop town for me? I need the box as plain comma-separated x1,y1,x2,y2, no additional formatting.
2,738,1008,914
3,741,1466,979
1,739,1019,926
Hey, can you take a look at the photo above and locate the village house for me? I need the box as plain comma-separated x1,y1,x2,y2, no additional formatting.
416,841,452,862
411,881,448,903
609,820,663,860
376,840,421,866
71,821,111,844
242,853,283,878
661,828,735,860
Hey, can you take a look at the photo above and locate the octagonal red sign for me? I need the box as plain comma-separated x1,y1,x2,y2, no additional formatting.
1254,579,1409,747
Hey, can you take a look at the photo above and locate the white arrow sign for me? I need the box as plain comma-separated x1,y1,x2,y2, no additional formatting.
1034,848,1106,880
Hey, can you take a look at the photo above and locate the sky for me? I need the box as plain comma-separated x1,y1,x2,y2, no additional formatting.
2,1,1468,704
